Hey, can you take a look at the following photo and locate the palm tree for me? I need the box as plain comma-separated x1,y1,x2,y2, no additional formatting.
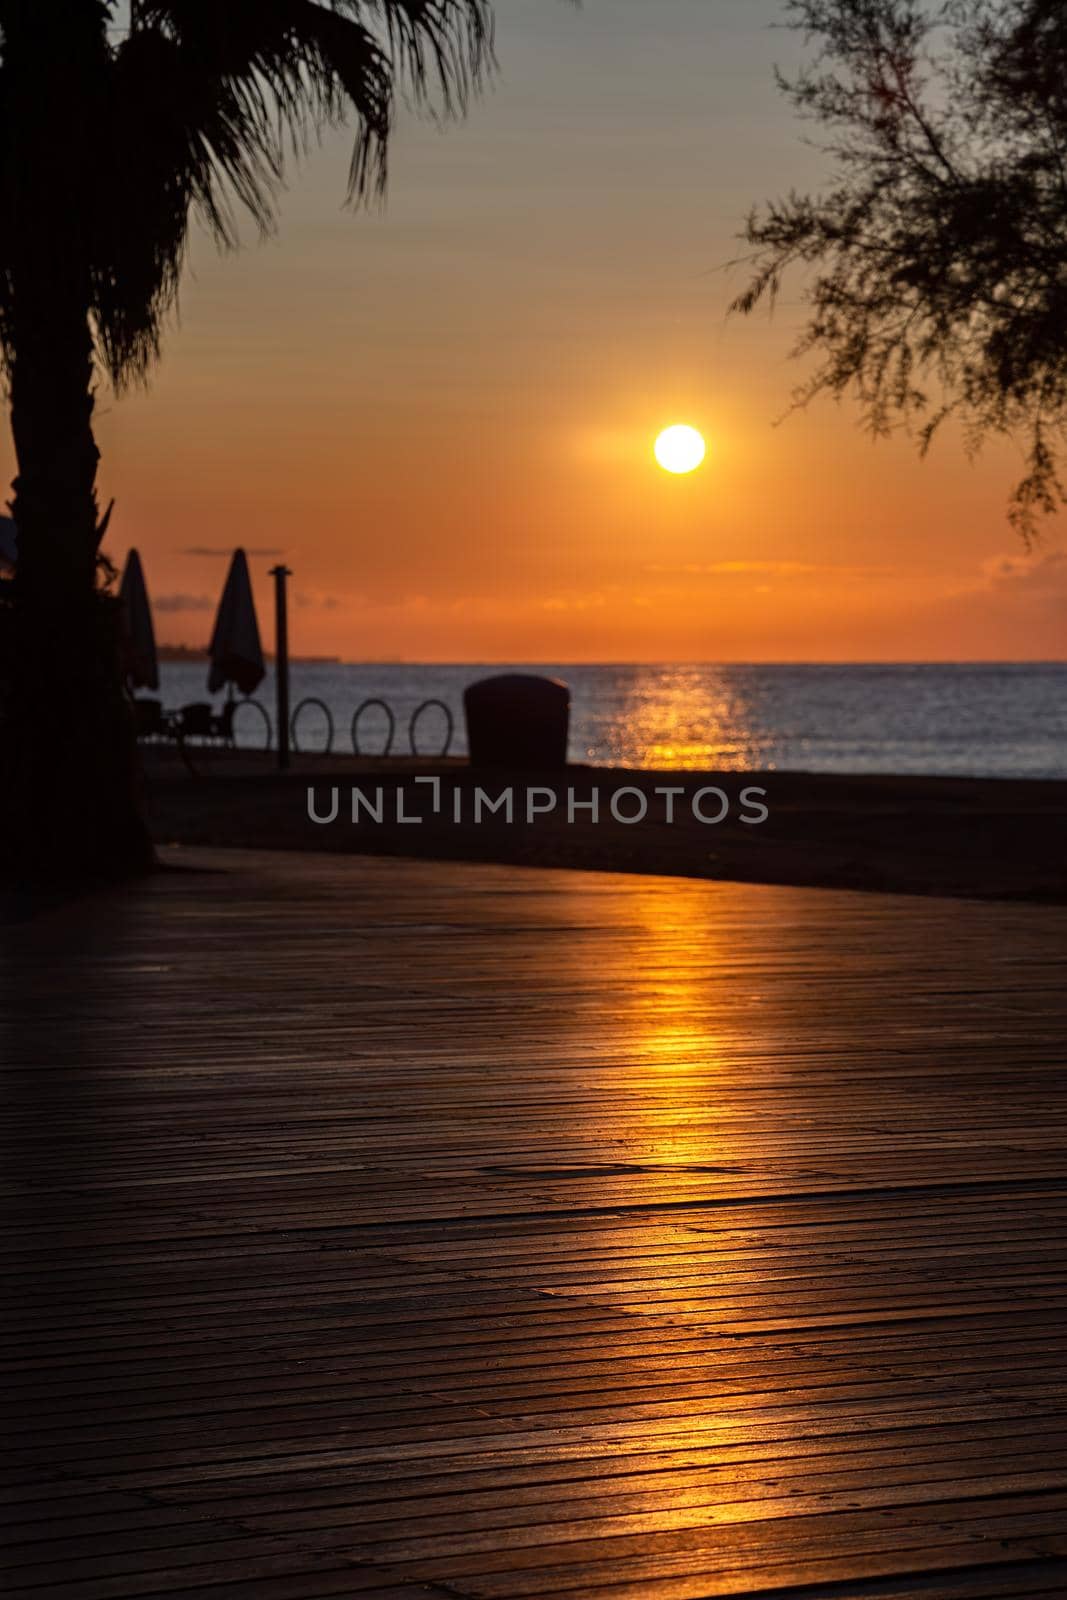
0,0,491,881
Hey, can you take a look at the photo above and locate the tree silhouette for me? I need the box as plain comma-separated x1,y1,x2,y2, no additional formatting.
735,0,1067,540
0,0,491,882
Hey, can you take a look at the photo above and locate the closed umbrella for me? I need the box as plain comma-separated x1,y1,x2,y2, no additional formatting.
208,548,265,696
0,515,17,572
118,548,159,692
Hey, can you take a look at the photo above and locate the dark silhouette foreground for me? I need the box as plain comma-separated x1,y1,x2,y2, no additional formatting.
142,755,1067,905
0,0,491,883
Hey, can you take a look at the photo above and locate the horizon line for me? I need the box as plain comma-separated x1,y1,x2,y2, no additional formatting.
156,653,1067,668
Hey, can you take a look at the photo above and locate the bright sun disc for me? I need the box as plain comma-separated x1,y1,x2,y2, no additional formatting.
654,424,706,475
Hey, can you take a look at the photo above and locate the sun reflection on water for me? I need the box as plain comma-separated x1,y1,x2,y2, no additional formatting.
593,666,769,771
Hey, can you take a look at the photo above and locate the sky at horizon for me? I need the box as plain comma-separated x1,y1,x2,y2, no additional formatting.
7,0,1066,662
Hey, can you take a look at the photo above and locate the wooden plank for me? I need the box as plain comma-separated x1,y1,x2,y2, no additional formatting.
2,846,1066,1598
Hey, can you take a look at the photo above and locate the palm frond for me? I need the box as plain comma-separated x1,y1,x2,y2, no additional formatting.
91,0,493,387
138,1,492,202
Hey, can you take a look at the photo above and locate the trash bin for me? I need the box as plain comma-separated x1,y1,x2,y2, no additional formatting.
464,674,570,769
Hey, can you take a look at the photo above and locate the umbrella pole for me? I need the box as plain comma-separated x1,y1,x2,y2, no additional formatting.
270,564,293,771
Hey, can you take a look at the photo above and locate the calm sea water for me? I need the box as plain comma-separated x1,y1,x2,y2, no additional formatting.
156,662,1067,779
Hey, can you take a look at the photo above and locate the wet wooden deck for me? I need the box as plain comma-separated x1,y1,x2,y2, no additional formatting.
3,847,1067,1599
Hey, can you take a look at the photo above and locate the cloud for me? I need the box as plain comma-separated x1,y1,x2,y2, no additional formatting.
645,560,819,577
295,591,340,610
903,547,1067,658
541,593,607,612
641,560,892,581
935,548,1067,612
182,546,284,557
979,549,1067,598
154,592,214,612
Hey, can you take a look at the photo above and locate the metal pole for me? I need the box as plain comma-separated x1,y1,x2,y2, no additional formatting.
270,565,293,771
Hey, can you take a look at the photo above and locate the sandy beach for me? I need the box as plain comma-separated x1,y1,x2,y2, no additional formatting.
144,751,1067,902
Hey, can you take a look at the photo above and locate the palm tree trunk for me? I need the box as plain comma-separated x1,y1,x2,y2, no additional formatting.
4,305,153,884
0,0,153,883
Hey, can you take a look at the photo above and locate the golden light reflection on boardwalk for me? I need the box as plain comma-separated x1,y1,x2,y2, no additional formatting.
3,850,1066,1597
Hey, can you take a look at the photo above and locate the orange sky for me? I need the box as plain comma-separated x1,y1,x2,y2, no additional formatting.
6,0,1065,661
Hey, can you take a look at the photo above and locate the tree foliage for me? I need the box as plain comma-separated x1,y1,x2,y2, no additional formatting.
0,0,493,390
735,0,1067,537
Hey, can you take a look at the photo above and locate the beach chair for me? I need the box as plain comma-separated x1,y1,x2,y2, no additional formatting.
175,702,214,744
209,701,239,747
132,698,166,741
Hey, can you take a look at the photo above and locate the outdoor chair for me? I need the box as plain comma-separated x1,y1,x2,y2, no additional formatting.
210,701,238,747
132,698,166,741
175,702,215,743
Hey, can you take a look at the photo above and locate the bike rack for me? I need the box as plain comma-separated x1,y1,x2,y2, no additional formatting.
232,698,273,751
351,698,397,757
409,698,455,759
290,697,335,755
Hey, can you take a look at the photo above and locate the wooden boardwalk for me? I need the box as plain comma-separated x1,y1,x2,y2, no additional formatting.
3,847,1067,1599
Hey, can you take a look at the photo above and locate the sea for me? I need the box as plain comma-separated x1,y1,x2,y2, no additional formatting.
155,662,1067,779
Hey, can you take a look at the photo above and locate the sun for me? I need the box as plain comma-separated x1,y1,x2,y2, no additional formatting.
654,424,706,475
